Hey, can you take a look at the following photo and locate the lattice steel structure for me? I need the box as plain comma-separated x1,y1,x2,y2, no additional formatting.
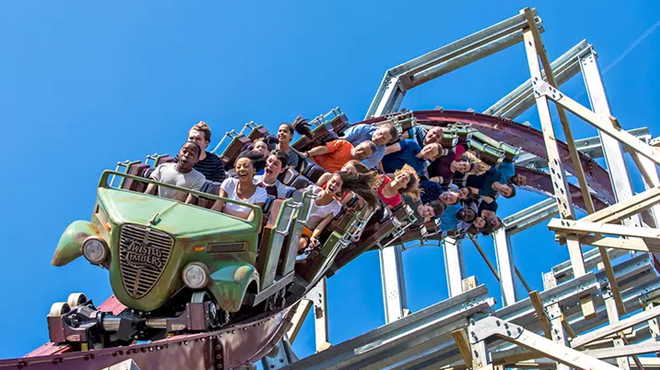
275,7,660,370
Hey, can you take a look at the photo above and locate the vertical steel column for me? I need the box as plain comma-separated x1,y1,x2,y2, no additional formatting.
493,228,519,306
580,48,640,227
443,237,466,297
379,245,408,323
638,143,660,226
312,277,330,352
543,272,570,370
603,288,631,369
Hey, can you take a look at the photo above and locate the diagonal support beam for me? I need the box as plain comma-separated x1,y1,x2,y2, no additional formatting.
570,304,660,348
535,80,660,165
470,316,621,370
581,186,660,224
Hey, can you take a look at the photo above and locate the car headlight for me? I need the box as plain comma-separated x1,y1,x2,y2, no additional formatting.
82,237,109,264
182,263,209,289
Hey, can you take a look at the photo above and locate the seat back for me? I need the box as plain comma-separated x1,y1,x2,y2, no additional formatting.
246,124,270,141
155,155,176,167
122,163,151,192
328,111,349,134
279,168,299,186
256,199,298,289
196,181,222,209
300,161,325,183
220,134,252,169
391,203,416,226
291,175,313,190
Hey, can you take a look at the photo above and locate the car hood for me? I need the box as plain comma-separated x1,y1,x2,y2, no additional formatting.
98,188,256,238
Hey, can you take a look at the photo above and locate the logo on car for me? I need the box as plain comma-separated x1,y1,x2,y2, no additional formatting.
125,240,166,270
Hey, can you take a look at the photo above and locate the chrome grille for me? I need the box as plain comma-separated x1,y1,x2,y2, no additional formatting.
118,224,174,299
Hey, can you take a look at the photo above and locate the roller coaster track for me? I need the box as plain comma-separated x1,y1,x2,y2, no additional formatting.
1,109,623,370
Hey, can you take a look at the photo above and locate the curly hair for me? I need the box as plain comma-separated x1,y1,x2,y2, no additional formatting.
335,171,380,209
190,121,212,143
237,150,266,172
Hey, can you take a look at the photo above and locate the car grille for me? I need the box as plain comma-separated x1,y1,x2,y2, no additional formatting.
118,224,175,299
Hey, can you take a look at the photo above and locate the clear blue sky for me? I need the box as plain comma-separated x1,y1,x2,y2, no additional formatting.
1,0,659,361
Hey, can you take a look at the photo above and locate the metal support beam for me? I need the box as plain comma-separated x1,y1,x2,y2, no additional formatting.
365,9,542,119
279,287,494,370
543,272,571,370
603,288,632,369
516,127,649,169
485,39,591,119
368,11,541,326
536,81,660,165
493,228,519,306
380,245,408,323
637,139,660,226
503,198,558,235
470,316,621,370
261,338,299,370
580,47,640,227
287,299,313,344
309,277,330,352
443,237,465,297
522,6,624,317
571,304,660,348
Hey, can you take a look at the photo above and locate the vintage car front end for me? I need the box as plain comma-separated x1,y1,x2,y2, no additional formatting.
49,171,265,346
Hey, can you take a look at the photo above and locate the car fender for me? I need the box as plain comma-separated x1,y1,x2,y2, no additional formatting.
208,262,259,313
51,221,103,267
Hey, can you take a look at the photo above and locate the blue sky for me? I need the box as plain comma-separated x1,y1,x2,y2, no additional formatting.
0,0,659,362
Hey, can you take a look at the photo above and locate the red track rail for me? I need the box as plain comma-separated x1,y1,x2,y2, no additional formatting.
3,110,623,370
4,300,293,370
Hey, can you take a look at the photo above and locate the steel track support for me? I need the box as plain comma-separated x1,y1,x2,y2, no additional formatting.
580,47,640,228
637,137,660,227
543,272,571,370
368,10,542,326
379,244,408,323
443,237,466,297
311,277,330,352
493,228,519,306
521,8,599,320
470,316,622,370
261,337,298,370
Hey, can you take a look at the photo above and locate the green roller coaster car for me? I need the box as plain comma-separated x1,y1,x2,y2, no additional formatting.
52,171,266,315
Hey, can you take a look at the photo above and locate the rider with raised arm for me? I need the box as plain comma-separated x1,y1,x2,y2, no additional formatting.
145,141,206,204
339,122,399,169
303,139,377,173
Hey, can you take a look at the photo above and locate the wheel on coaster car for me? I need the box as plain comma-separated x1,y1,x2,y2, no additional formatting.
66,292,88,308
49,302,71,317
190,291,228,329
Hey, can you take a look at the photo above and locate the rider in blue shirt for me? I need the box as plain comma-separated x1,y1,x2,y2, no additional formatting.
341,123,398,169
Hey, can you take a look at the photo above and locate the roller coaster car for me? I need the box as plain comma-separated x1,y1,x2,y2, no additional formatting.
466,139,505,166
469,131,521,162
48,170,305,348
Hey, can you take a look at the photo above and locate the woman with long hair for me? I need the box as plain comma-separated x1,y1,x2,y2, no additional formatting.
377,164,420,209
316,160,377,206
